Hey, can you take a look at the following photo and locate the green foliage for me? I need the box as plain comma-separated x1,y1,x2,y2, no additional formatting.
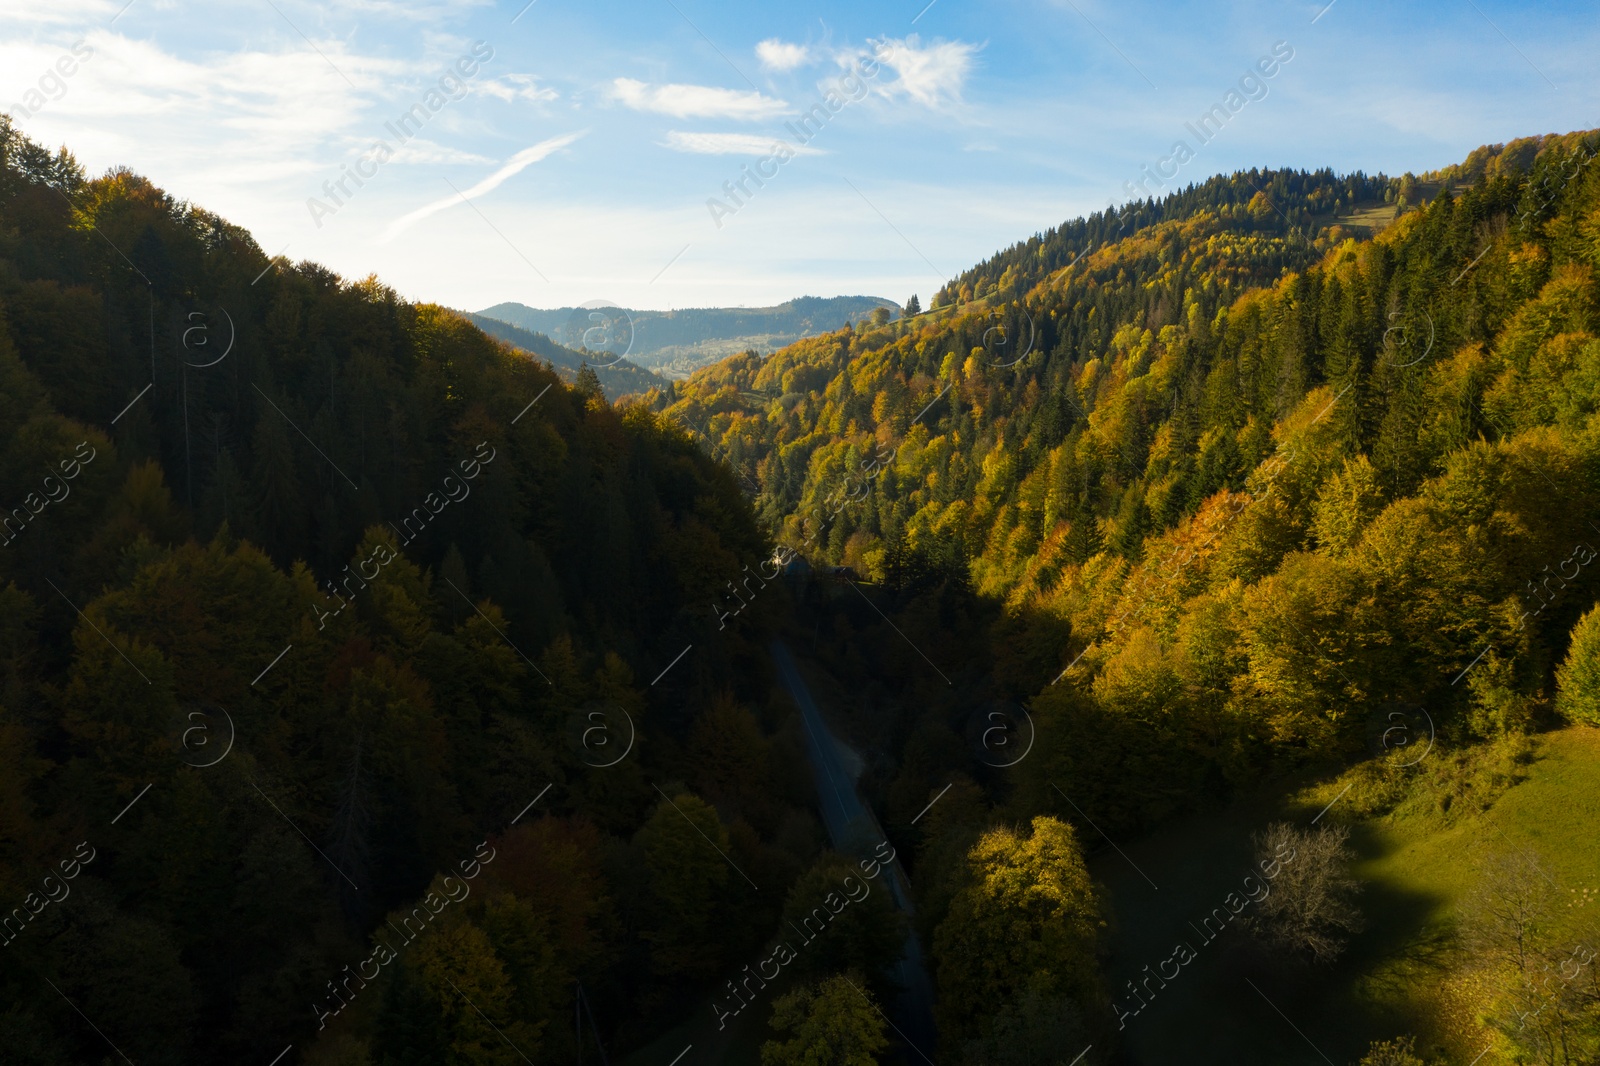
932,816,1103,1045
1556,602,1600,725
635,791,733,980
372,962,450,1066
409,919,534,1066
1401,733,1535,824
1311,455,1385,555
759,972,888,1066
1307,732,1535,827
777,853,907,988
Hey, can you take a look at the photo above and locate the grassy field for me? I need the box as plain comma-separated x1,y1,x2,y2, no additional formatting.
1333,200,1401,235
1092,726,1600,1065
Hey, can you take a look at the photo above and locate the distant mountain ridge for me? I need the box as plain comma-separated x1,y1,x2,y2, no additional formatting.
459,311,668,401
476,295,900,378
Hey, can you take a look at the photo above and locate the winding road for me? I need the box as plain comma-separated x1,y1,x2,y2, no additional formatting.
769,639,938,1062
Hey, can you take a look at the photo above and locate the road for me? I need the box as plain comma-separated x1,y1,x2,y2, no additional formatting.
769,639,938,1062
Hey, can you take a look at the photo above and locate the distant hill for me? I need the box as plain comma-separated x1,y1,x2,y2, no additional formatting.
461,311,669,401
475,295,900,378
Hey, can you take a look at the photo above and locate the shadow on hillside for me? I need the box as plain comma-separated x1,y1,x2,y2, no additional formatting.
1099,815,1451,1066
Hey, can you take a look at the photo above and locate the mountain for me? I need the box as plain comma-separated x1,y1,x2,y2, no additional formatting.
459,309,668,401
476,294,901,378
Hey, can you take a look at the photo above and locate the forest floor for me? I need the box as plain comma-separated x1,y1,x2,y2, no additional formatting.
1093,725,1600,1066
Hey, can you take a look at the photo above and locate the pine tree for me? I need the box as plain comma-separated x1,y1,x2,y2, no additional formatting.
576,363,603,401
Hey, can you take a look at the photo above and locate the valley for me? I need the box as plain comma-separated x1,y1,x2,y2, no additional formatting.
2,94,1600,1066
476,296,902,380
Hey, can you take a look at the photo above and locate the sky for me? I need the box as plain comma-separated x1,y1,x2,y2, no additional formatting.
2,0,1597,313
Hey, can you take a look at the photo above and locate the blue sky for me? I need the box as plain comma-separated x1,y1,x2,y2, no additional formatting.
2,0,1597,312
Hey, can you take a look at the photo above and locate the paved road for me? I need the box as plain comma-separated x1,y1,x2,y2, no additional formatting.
771,639,867,845
769,639,938,1061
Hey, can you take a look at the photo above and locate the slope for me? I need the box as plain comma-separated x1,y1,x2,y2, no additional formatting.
0,114,836,1066
461,309,668,401
664,127,1600,1063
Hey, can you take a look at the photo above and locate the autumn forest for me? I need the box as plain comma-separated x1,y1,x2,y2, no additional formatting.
4,109,1600,1066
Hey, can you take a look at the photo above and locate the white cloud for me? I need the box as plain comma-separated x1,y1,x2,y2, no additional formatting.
0,0,120,28
873,35,978,109
385,139,493,165
2,28,399,188
320,0,495,19
608,77,787,119
475,74,557,103
379,130,585,241
662,131,824,156
756,38,810,72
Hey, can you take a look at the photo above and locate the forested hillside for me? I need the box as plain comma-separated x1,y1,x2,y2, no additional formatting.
665,129,1600,1061
669,132,1600,780
461,310,668,401
0,115,832,1065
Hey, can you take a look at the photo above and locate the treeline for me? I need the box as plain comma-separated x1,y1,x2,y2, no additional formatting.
931,167,1392,310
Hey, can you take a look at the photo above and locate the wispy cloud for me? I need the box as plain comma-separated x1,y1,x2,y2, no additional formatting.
379,131,585,241
475,74,557,103
872,35,979,109
320,0,496,20
0,0,121,27
385,139,494,165
1,28,399,191
608,77,787,119
662,131,824,156
756,38,810,72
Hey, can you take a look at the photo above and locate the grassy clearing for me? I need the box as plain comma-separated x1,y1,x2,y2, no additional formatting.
1336,201,1401,235
1092,727,1600,1065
